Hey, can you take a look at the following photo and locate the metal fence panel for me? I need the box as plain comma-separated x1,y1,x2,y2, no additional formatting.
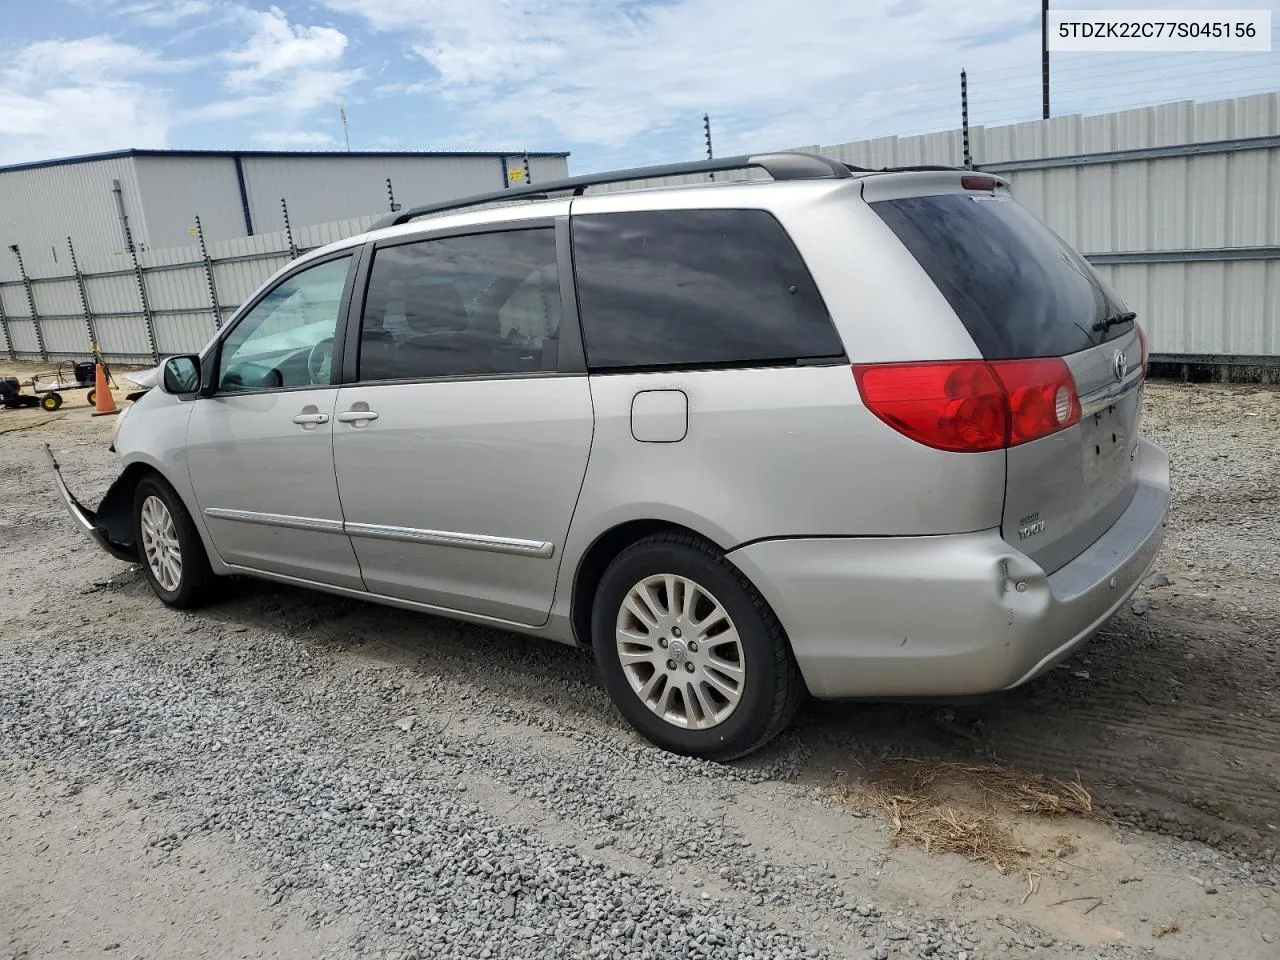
39,317,91,356
153,311,217,355
93,314,155,363
1099,259,1278,357
83,274,143,316
143,262,211,312
6,319,41,357
29,279,83,318
0,285,27,318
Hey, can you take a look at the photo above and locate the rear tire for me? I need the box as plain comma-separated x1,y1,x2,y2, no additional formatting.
86,389,97,407
591,532,804,760
133,475,216,608
41,393,62,411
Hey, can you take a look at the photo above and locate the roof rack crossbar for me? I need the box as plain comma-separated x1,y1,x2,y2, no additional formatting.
372,152,851,230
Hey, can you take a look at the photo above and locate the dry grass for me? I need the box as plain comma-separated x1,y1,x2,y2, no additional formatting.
830,759,1106,870
872,789,1026,869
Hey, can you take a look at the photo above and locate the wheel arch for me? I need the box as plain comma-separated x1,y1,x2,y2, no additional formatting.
569,518,733,649
97,461,204,557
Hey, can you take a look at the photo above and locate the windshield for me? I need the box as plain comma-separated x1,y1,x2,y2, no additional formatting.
871,192,1133,359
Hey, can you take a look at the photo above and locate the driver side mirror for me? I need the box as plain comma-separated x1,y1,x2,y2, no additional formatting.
161,355,202,395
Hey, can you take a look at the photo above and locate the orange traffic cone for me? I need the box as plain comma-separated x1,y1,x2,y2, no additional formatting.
90,362,119,417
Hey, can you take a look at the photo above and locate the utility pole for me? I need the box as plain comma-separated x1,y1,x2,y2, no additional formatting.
703,113,715,181
1042,0,1051,119
339,100,351,151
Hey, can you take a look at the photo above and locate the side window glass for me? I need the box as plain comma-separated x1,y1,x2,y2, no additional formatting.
357,228,561,382
218,256,352,392
571,209,844,370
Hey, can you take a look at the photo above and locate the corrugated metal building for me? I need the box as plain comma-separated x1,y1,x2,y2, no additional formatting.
0,149,569,277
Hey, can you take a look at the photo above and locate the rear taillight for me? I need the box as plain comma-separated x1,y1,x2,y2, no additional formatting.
1136,323,1149,375
852,358,1081,453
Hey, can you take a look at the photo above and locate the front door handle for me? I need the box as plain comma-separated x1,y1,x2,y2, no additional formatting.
337,407,379,425
292,405,329,430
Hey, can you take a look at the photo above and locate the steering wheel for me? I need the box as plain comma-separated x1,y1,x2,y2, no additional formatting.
307,337,334,384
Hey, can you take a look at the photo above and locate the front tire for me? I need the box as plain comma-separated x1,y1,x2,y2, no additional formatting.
591,532,804,760
133,475,216,608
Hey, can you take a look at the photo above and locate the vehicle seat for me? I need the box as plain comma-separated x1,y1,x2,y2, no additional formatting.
398,284,498,376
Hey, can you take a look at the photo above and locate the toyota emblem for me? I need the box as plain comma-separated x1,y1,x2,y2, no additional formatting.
1112,349,1128,382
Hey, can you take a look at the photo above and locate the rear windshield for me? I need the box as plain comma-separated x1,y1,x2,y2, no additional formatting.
870,193,1132,359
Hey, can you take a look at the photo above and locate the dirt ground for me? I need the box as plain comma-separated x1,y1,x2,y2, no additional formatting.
2,362,1278,959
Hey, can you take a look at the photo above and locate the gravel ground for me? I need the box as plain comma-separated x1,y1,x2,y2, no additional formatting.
2,372,1279,960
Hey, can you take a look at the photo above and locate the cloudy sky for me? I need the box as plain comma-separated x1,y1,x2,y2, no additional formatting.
2,0,1277,171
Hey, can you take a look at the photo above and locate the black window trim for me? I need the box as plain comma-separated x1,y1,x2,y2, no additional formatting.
196,244,364,399
340,217,586,387
582,355,849,377
567,206,847,375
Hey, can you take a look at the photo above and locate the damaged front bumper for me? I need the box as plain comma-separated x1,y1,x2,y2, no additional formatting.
45,445,139,564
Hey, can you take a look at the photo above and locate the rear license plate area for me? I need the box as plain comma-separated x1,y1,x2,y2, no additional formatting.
1081,404,1129,486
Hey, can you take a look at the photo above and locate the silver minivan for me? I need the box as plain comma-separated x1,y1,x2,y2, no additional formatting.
50,153,1170,760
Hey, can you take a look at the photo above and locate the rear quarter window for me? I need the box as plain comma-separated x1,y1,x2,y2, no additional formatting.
571,209,844,370
871,193,1131,360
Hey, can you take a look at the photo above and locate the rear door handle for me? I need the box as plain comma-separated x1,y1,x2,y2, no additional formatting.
337,409,379,424
292,412,329,425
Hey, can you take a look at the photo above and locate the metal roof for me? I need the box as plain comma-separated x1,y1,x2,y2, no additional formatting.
0,147,571,175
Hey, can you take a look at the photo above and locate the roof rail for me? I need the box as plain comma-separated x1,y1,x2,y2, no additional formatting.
372,152,851,230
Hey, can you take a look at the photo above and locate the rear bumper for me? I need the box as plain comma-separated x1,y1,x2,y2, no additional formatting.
46,445,138,564
727,438,1170,699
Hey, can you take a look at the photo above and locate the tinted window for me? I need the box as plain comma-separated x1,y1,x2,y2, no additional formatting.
219,255,351,392
358,229,561,381
572,210,843,370
871,193,1131,359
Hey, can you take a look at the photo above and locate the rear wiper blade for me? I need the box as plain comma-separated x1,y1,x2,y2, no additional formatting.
1093,310,1136,333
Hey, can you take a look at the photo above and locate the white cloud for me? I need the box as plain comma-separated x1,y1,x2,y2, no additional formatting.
188,6,360,143
193,66,357,120
0,37,174,164
9,36,169,83
225,6,350,89
0,8,359,166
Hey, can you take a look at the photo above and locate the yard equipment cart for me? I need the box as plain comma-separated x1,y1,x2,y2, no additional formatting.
1,354,115,412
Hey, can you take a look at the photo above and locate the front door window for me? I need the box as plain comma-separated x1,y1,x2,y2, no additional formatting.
218,255,352,392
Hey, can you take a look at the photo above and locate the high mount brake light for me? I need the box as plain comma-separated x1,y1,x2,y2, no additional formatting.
852,358,1081,453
